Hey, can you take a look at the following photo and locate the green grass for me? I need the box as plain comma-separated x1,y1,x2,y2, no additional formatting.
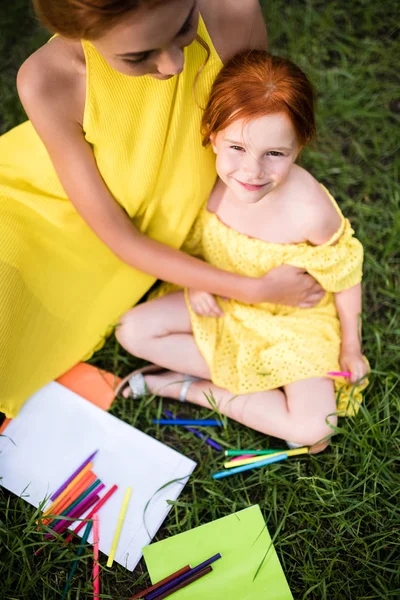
1,0,399,598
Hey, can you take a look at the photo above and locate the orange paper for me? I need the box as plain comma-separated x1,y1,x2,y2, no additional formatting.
1,363,121,435
57,363,121,411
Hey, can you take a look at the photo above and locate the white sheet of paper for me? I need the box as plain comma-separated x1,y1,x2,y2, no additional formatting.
0,382,196,570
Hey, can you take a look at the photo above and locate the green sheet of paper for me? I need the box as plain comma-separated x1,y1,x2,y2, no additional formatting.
143,505,293,600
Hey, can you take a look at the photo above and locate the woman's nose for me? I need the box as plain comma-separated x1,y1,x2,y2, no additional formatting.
157,46,184,76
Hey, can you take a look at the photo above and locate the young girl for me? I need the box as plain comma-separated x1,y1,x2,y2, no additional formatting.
116,50,369,451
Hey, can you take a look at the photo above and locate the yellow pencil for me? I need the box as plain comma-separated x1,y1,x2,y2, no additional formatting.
42,462,94,516
106,486,132,568
223,447,309,468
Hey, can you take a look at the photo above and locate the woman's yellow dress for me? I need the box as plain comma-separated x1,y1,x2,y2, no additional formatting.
0,17,222,417
155,189,368,416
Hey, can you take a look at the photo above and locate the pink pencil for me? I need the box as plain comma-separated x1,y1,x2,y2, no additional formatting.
230,454,255,461
93,513,100,600
327,371,351,377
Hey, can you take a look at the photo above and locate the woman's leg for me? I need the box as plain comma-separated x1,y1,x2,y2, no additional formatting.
116,291,211,379
143,372,337,451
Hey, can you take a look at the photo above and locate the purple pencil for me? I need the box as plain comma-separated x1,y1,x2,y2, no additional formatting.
146,553,222,600
50,483,105,535
164,410,222,451
44,493,100,539
50,450,99,501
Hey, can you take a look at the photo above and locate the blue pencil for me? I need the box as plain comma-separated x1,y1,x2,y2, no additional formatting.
212,453,288,479
153,419,223,427
164,410,223,451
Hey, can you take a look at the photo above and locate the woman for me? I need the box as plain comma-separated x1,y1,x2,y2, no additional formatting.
0,0,323,416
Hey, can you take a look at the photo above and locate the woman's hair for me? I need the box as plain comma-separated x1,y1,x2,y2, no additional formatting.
202,50,316,148
33,0,165,39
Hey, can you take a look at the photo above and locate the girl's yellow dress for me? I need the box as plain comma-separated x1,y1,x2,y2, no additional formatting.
0,17,222,417
155,189,367,416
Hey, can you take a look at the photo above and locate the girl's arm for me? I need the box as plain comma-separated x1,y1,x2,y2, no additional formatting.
16,42,323,307
335,284,369,383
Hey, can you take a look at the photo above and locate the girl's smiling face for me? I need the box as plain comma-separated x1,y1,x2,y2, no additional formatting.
92,0,198,78
211,112,300,204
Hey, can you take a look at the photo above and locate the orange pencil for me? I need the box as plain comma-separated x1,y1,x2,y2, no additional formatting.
43,472,97,526
42,462,93,517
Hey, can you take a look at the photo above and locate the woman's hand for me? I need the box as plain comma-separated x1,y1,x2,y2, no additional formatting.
340,344,369,384
248,265,325,308
188,289,224,317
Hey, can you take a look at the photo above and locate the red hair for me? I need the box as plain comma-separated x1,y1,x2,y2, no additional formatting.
202,50,316,148
33,0,165,39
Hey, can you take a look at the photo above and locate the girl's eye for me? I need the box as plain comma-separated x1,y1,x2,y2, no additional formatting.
267,151,284,156
231,145,244,151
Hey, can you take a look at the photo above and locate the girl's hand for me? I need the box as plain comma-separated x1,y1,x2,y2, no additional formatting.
340,345,369,384
188,289,224,317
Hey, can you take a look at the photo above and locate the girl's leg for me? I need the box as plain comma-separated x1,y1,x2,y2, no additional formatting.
116,291,211,379
143,372,337,450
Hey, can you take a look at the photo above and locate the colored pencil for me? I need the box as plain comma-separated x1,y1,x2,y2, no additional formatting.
106,486,132,568
150,566,213,600
153,419,223,427
50,450,98,501
61,520,93,600
212,453,288,479
129,565,191,599
51,479,102,530
93,513,100,600
52,483,104,533
66,484,118,542
230,453,257,461
44,462,94,516
327,371,351,377
45,494,100,539
164,410,222,451
224,447,309,468
225,449,281,457
146,553,221,600
43,472,96,526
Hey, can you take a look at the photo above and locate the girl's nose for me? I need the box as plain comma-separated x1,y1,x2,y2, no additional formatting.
157,46,184,76
243,154,265,178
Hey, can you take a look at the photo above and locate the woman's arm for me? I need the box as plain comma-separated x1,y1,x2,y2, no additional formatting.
16,40,322,307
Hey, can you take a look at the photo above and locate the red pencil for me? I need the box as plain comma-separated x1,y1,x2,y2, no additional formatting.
129,565,192,599
65,484,118,543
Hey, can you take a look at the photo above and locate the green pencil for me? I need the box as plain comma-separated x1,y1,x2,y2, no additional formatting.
51,479,101,525
61,520,93,600
225,449,281,457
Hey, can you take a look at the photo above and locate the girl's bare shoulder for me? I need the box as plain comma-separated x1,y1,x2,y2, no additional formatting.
17,36,86,126
287,166,342,245
199,0,267,62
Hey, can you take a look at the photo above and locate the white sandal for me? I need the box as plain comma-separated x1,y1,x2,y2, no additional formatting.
114,365,200,401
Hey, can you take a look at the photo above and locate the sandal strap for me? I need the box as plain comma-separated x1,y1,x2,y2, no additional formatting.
179,375,201,403
128,373,147,399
